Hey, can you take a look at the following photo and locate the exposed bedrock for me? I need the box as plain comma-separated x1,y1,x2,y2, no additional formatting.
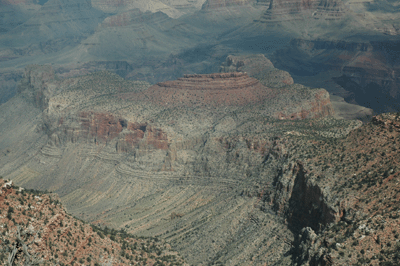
1,64,371,265
100,8,171,28
56,61,135,79
270,162,338,231
143,72,277,107
50,112,169,153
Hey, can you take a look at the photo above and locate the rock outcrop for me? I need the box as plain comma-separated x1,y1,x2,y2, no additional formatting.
271,162,338,231
53,111,169,152
143,72,276,107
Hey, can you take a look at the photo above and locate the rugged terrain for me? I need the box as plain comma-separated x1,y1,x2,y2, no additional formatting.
0,178,186,265
271,113,400,265
1,0,400,265
0,64,372,265
1,63,399,265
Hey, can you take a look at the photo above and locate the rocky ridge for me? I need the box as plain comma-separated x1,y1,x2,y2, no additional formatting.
264,113,400,265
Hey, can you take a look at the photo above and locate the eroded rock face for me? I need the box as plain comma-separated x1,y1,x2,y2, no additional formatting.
271,162,338,231
55,112,169,152
144,72,276,107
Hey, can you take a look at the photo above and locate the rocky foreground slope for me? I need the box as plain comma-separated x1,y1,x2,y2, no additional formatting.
0,179,186,265
1,64,400,265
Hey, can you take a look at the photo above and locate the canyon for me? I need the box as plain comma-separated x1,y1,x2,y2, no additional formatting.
0,0,400,265
0,63,386,265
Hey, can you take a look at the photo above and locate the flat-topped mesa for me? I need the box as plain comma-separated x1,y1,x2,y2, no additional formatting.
144,72,275,107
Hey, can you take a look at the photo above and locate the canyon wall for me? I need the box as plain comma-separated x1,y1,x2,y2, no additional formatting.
273,38,400,113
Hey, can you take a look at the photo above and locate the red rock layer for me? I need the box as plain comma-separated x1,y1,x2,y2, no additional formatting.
143,72,276,107
79,111,124,142
59,112,168,151
120,122,168,151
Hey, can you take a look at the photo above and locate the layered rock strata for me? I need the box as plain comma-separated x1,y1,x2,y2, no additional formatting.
143,72,276,107
54,109,169,153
